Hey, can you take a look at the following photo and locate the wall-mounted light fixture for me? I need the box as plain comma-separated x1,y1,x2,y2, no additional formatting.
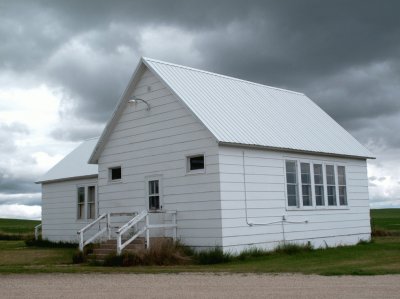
128,96,151,111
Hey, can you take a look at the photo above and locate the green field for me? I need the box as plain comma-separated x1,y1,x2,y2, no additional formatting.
0,209,399,275
371,209,400,232
0,218,40,235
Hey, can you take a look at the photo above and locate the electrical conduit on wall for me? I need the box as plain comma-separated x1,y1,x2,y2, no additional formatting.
242,151,308,244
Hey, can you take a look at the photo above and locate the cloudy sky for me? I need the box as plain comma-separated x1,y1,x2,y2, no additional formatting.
1,0,399,219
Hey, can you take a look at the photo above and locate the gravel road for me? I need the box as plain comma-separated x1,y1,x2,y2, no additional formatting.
1,273,399,299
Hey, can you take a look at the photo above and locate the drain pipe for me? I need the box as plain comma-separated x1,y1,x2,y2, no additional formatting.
242,151,253,226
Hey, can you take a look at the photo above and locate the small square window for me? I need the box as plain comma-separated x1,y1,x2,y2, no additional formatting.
187,155,204,172
109,167,122,181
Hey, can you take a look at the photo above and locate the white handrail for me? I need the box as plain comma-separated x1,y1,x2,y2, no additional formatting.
117,210,147,235
116,210,178,255
34,223,42,240
116,210,148,254
78,213,110,251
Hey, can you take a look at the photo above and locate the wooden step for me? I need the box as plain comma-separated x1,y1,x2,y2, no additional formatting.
87,237,172,262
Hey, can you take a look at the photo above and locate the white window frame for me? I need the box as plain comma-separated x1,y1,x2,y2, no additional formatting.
145,175,163,211
186,153,206,175
76,184,97,221
284,158,348,211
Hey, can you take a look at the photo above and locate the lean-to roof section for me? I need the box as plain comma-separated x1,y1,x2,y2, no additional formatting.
36,138,99,183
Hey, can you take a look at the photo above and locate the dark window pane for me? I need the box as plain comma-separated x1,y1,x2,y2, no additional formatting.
78,205,84,219
286,173,296,184
338,166,346,185
315,186,324,206
285,161,296,173
149,180,159,195
301,173,310,184
313,164,322,176
288,195,297,206
326,165,335,185
314,175,322,185
339,186,347,205
77,187,85,203
111,167,122,180
287,184,297,196
189,155,204,171
149,196,160,210
303,195,312,206
302,185,310,196
327,186,336,205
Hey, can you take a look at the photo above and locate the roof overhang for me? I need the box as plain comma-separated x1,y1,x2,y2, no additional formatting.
35,174,98,184
218,141,376,160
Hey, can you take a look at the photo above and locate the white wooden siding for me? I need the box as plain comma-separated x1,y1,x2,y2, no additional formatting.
218,145,371,253
41,177,98,242
97,67,222,248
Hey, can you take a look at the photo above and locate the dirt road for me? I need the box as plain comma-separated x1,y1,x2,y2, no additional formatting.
1,273,399,299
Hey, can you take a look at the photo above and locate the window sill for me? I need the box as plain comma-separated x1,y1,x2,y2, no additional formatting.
286,206,349,211
186,169,205,175
108,179,123,184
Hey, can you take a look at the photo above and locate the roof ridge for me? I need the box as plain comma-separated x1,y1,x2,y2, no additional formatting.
142,57,305,96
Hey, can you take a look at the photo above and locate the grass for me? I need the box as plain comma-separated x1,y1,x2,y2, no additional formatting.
0,218,40,240
0,209,399,275
371,209,400,234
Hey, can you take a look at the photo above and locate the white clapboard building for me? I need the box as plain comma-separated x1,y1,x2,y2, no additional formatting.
37,57,374,253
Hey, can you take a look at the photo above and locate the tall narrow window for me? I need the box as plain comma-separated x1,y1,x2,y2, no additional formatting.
337,166,347,205
77,187,85,219
326,165,337,206
148,180,160,210
285,160,299,207
300,163,312,206
313,164,325,206
87,186,96,219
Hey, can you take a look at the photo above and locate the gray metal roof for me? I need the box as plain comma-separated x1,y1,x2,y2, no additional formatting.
36,138,99,183
144,58,374,159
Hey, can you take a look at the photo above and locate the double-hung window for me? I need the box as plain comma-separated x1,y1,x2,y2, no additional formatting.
87,186,96,219
300,163,312,206
285,161,299,207
77,185,97,220
313,164,325,206
148,180,160,211
326,165,337,206
338,166,347,205
77,187,85,219
285,160,347,209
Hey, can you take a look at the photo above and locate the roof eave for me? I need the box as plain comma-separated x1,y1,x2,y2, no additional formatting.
35,174,98,184
218,141,376,160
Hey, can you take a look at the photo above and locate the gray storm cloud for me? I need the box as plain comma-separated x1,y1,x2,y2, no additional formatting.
0,0,399,213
